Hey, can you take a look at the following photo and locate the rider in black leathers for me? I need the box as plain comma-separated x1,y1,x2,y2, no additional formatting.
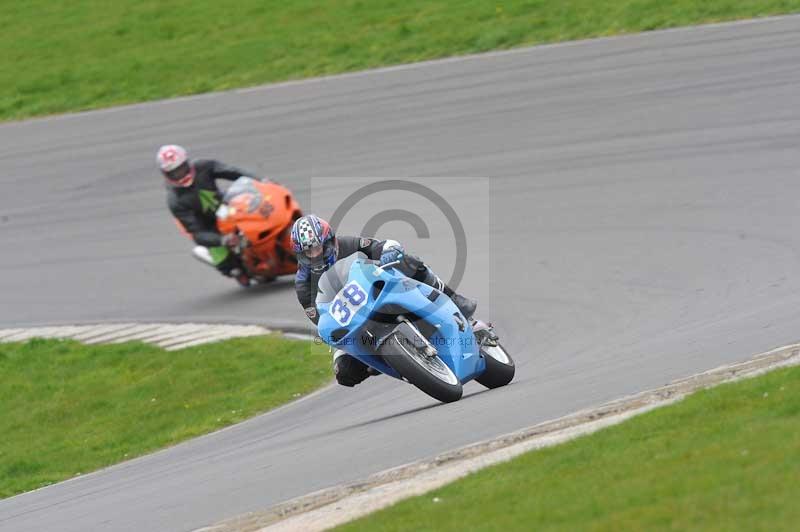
157,144,255,285
290,214,476,386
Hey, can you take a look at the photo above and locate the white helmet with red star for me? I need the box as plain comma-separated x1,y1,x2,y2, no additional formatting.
157,144,195,187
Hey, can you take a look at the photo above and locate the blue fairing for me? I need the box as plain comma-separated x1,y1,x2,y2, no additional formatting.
317,254,486,384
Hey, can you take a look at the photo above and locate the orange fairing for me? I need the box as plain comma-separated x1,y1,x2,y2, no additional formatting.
217,178,302,279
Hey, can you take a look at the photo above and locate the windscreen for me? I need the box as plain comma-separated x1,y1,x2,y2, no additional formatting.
222,176,262,212
316,252,368,304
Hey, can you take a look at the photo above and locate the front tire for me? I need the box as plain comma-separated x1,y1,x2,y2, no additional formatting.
475,343,515,388
380,333,463,403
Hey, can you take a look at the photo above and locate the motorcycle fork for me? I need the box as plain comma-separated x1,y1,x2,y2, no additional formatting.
396,316,438,358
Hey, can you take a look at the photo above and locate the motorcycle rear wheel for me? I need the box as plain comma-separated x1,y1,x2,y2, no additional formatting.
475,343,515,389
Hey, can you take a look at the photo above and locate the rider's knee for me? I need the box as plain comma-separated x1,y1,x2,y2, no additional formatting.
398,253,426,279
333,351,369,387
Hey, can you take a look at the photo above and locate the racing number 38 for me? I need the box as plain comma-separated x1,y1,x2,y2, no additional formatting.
331,282,368,326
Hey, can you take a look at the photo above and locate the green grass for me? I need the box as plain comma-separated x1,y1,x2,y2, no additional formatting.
339,365,800,531
0,336,330,498
3,0,800,121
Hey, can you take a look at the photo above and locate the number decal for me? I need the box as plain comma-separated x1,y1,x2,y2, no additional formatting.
330,282,368,326
331,300,351,324
343,284,366,305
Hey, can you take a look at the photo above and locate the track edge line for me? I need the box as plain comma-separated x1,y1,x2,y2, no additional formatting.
199,342,800,532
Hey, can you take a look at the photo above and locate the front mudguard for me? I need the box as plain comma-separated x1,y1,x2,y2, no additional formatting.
377,320,436,356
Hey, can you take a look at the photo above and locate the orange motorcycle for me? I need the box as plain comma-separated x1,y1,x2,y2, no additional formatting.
212,177,302,283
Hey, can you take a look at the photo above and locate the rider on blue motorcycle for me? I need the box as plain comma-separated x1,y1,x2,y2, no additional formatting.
291,214,477,387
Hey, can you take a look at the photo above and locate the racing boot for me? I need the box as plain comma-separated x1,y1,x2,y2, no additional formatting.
333,350,370,387
444,287,477,320
417,267,477,319
402,256,478,320
230,268,251,288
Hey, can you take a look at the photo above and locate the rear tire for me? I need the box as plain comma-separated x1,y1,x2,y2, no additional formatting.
380,333,463,403
475,343,515,389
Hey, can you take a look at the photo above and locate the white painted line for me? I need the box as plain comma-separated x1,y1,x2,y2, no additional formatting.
164,333,245,351
156,326,266,349
0,327,65,342
162,335,269,351
264,407,655,532
200,343,800,532
160,327,266,350
0,323,274,351
153,331,222,348
282,333,317,342
117,324,188,343
41,326,94,339
131,324,211,345
5,327,61,339
83,324,167,344
71,324,138,342
0,328,25,340
158,327,252,348
42,325,92,339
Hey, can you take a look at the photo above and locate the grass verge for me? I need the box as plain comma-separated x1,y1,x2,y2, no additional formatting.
4,1,800,121
338,364,800,531
0,335,330,499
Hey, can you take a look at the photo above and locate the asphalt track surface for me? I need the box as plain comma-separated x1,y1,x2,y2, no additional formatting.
2,15,800,532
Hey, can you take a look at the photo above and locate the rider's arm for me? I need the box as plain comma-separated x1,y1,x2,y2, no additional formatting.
167,195,222,247
202,159,278,185
373,239,422,276
345,236,390,261
199,159,256,182
295,265,320,324
339,235,403,263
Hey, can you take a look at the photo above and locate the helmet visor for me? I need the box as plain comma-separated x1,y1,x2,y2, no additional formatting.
304,244,324,260
164,161,193,186
297,239,337,272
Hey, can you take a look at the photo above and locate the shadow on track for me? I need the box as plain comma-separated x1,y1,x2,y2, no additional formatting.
286,385,496,447
177,277,296,306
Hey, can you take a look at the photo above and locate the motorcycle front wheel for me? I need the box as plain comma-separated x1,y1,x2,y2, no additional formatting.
380,332,463,403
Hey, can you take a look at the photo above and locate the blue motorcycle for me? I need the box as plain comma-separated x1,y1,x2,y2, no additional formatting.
316,253,514,403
